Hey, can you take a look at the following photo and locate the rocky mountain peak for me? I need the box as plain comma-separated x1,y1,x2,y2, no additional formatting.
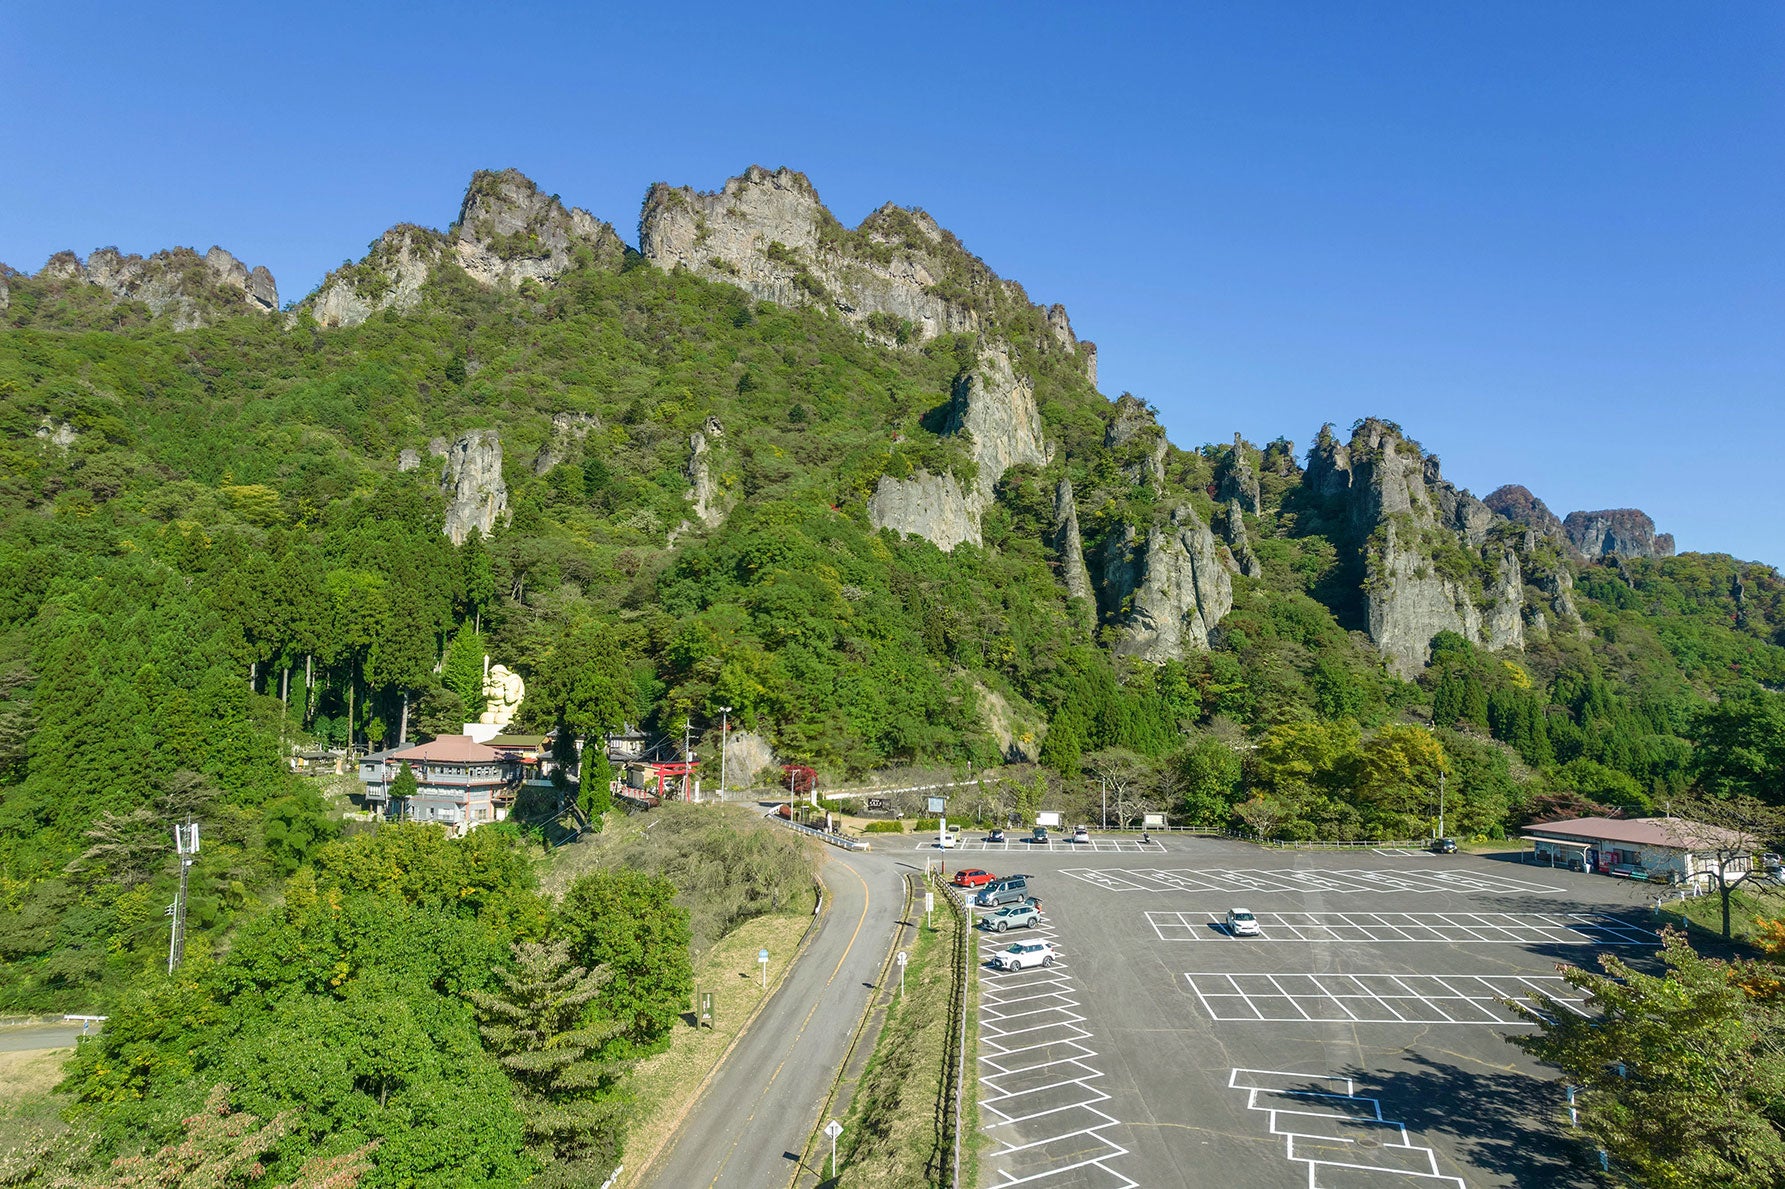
1563,509,1675,560
307,170,623,329
1484,484,1567,543
24,244,278,330
639,164,1096,380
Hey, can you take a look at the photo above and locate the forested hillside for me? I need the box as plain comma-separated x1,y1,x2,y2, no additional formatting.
3,166,1785,1181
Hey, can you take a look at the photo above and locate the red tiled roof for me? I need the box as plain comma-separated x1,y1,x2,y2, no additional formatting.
1523,815,1749,851
389,735,503,764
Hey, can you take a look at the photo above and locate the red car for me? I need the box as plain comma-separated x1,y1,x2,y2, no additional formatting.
952,868,996,888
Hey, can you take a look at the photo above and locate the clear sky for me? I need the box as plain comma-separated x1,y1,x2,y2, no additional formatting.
5,3,1782,564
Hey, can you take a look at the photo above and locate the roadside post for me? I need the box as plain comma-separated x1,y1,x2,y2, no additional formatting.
896,949,908,994
925,890,934,928
698,991,713,1029
758,947,769,989
823,1118,843,1178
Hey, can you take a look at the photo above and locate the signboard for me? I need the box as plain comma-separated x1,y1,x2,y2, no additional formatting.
926,796,947,814
699,991,714,1027
924,891,934,914
824,1120,843,1140
758,948,770,964
865,796,890,812
1143,813,1167,829
1036,810,1063,828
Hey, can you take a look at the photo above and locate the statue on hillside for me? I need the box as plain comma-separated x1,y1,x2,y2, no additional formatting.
480,663,525,729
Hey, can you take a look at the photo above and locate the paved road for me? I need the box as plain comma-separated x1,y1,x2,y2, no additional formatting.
643,847,907,1189
0,1023,85,1052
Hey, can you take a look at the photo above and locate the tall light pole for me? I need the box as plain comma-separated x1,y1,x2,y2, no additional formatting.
719,706,732,793
1437,772,1447,841
168,820,199,974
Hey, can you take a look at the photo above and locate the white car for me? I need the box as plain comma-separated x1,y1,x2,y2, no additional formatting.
989,939,1057,971
1225,908,1263,937
1072,826,1090,843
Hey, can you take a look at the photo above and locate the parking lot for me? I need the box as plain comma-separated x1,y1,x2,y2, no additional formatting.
968,836,1662,1187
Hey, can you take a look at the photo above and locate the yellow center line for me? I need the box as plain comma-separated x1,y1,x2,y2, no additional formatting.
704,857,872,1188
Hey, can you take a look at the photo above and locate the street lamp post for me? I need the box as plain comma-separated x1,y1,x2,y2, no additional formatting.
1437,772,1446,841
719,705,732,793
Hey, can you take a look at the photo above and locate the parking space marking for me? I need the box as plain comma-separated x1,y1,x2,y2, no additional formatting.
1371,848,1433,857
917,838,1167,853
1184,972,1589,1025
1228,1068,1466,1187
978,920,1136,1187
1062,866,1566,896
1145,909,1657,945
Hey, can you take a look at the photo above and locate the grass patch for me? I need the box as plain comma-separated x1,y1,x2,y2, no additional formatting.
1657,881,1785,947
833,880,972,1187
0,1047,72,1115
618,895,816,1186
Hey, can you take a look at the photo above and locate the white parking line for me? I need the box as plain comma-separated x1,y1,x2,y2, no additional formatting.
1185,972,1589,1024
916,838,1168,853
1144,909,1657,945
1229,1068,1465,1187
1065,866,1565,895
978,920,1136,1187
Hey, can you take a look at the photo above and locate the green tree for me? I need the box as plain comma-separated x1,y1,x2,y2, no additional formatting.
1508,931,1785,1189
440,627,487,721
1692,688,1785,804
555,869,692,1052
468,939,630,1169
1175,738,1242,824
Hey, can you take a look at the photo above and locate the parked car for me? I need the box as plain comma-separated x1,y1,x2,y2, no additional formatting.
1609,862,1651,881
1031,826,1049,843
1072,825,1090,843
988,939,1057,971
1225,908,1263,937
975,874,1032,908
981,902,1043,932
951,868,995,889
987,829,1007,843
1431,837,1458,854
936,825,960,849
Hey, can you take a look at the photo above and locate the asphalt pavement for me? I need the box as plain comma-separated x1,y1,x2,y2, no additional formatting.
642,845,910,1189
963,835,1668,1189
0,1022,87,1052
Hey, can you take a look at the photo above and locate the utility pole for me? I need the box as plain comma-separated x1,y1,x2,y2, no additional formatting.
1102,776,1108,831
1437,773,1446,840
683,718,695,802
168,819,199,975
719,705,732,793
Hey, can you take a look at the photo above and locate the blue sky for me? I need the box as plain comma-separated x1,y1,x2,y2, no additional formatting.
5,3,1782,564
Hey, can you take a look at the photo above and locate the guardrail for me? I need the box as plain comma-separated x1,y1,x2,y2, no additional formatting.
771,816,873,852
935,876,973,1189
1260,837,1428,850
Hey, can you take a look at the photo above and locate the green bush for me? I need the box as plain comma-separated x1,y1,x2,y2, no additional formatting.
861,820,904,834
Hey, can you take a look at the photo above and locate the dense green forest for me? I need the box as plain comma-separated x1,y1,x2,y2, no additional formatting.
3,194,1785,1182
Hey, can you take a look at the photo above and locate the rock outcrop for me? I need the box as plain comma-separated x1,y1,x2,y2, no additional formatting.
868,470,980,552
454,168,627,286
397,448,421,472
307,171,624,329
1216,434,1262,514
1220,500,1264,579
440,430,510,544
1053,477,1095,608
532,411,600,476
1563,509,1675,560
1105,394,1167,489
1101,504,1234,662
869,348,1051,551
0,264,12,312
684,415,728,529
1484,484,1567,544
1310,420,1527,676
28,245,278,329
35,417,77,450
639,165,1096,379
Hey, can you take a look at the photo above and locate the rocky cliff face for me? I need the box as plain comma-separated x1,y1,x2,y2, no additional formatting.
1220,500,1264,579
308,171,624,328
1101,504,1234,661
440,430,510,544
1564,509,1675,560
639,165,1097,379
27,245,278,329
1310,420,1527,676
869,347,1051,550
868,470,980,552
1053,477,1095,608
